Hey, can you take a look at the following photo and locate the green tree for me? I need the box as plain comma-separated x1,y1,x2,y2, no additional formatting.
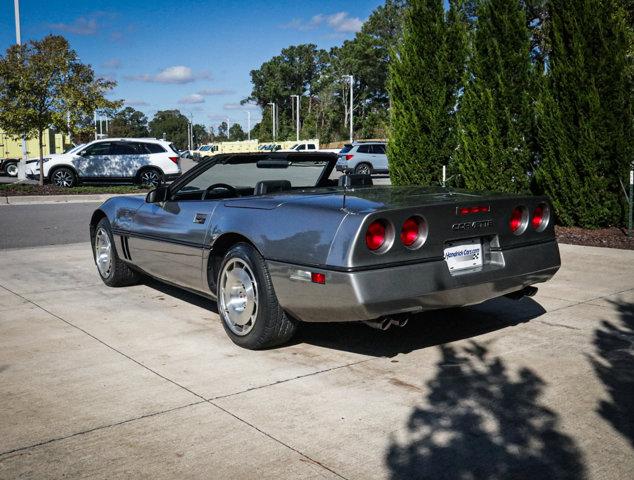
455,0,534,193
0,35,119,184
535,0,633,227
387,0,468,185
192,124,208,145
216,121,229,141
229,123,247,141
109,107,149,138
148,110,189,149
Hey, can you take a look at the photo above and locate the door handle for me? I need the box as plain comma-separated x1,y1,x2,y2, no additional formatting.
193,213,207,224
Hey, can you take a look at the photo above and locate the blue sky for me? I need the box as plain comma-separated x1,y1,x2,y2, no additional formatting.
0,0,385,131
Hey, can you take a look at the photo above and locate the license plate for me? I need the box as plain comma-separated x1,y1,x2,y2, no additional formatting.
444,238,482,272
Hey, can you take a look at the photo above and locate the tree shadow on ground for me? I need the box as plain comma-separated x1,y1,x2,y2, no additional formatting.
296,296,546,357
589,299,634,447
386,341,586,480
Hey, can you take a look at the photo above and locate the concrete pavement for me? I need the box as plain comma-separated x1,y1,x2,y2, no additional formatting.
0,242,632,479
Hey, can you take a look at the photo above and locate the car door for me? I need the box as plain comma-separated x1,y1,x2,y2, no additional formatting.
75,142,119,179
129,195,218,292
372,144,388,171
113,142,149,179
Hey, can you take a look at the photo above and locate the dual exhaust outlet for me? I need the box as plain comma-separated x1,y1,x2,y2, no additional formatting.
363,286,538,331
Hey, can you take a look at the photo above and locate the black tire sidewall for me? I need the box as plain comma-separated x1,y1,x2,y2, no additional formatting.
217,243,282,349
138,168,163,186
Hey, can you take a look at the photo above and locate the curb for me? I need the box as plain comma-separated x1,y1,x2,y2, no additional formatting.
0,192,144,206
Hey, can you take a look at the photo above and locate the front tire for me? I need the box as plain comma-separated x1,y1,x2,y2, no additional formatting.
93,218,140,287
50,167,77,187
217,243,297,349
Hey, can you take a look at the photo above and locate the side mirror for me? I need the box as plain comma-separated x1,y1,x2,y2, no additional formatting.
78,150,88,157
146,185,169,203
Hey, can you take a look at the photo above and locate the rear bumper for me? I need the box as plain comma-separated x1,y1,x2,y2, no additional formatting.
267,240,560,322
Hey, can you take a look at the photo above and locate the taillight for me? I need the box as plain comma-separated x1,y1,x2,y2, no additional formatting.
459,205,490,215
168,156,179,164
400,216,427,249
531,204,550,232
510,206,528,235
345,154,354,161
366,220,387,251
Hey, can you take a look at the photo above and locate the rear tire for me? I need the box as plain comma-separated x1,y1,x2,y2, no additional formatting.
354,162,372,176
5,162,18,177
50,167,77,187
92,218,141,287
217,243,297,349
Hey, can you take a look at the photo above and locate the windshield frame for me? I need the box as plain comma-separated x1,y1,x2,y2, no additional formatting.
168,152,337,199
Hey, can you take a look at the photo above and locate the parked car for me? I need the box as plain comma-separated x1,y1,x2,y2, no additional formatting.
26,138,182,187
258,144,282,152
90,152,560,349
281,141,318,152
336,142,388,175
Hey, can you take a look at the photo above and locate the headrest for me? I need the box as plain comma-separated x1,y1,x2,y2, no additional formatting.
254,179,292,196
338,174,373,188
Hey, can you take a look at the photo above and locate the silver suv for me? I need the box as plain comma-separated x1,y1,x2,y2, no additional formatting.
335,142,388,175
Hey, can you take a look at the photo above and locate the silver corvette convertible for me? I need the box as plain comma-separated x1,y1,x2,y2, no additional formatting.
90,152,560,349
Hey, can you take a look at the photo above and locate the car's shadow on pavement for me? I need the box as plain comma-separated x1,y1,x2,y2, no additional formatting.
142,276,546,359
294,297,546,357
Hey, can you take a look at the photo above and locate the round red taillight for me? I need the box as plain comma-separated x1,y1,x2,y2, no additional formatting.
400,216,427,249
531,204,550,231
510,206,528,235
366,220,387,251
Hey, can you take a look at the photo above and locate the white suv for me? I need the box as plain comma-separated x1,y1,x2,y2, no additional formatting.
335,142,388,175
26,138,182,187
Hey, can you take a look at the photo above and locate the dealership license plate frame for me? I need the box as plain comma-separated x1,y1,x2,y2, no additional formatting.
444,238,483,273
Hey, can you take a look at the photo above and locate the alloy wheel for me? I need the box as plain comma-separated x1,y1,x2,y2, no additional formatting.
94,227,112,278
140,170,160,187
355,163,371,175
219,259,258,336
52,169,74,187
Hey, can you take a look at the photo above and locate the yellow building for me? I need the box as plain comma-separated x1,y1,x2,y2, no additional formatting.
0,130,71,159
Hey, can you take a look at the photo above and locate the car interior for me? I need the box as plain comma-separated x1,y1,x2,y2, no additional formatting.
160,153,374,203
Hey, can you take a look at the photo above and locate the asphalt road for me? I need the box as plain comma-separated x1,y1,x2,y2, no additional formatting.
0,202,99,249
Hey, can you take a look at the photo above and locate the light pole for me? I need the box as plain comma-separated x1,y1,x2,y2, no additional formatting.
267,102,277,142
290,95,300,142
343,75,354,143
14,0,28,180
244,111,251,141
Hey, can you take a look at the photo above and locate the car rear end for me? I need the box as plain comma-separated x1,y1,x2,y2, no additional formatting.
336,144,354,172
154,141,182,181
269,190,560,322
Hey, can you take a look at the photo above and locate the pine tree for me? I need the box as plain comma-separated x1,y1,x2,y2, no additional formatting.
455,0,534,193
387,0,468,186
535,0,633,227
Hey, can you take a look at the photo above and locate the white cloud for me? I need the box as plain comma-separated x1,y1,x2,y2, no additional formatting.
198,88,236,96
178,94,205,104
125,99,149,106
48,16,98,35
126,66,211,84
223,102,259,111
283,12,364,33
102,58,121,69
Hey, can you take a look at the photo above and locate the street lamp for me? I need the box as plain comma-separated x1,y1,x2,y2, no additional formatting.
244,111,251,141
14,0,28,181
267,102,277,142
342,75,354,143
290,95,300,142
